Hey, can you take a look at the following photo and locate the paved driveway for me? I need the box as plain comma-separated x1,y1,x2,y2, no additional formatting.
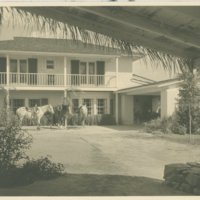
26,125,200,180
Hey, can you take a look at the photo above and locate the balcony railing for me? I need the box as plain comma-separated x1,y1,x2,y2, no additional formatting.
0,73,116,88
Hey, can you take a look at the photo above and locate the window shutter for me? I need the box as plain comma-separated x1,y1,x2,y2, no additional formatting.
96,61,105,75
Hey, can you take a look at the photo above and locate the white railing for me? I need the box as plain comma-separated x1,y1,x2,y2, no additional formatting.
0,72,7,85
0,73,116,88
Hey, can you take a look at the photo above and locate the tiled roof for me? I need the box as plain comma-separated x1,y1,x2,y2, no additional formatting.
0,37,121,55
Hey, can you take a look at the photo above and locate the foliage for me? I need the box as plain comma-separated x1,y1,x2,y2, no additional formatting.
0,156,65,187
145,117,172,134
99,114,116,125
176,68,200,134
0,108,33,171
145,114,187,135
22,156,65,180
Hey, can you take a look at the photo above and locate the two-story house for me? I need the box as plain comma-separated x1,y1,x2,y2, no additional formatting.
0,37,180,125
0,37,140,118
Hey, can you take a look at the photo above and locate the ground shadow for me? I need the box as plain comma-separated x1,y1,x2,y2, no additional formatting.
102,125,144,131
0,173,189,196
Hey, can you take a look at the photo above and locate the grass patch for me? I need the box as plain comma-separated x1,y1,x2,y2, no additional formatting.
0,174,188,196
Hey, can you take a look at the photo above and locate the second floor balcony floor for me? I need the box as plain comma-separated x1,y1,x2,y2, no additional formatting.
0,72,117,90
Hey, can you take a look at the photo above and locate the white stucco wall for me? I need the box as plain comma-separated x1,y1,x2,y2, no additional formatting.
7,90,113,115
161,87,179,118
133,56,178,83
9,90,64,107
120,94,134,125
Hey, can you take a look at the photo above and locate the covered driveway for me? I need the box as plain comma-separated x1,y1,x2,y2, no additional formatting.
26,126,200,180
116,78,181,124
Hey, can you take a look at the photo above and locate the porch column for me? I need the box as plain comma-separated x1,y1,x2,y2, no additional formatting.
115,57,119,88
64,56,67,99
115,93,119,124
93,98,97,115
6,55,10,110
25,98,29,107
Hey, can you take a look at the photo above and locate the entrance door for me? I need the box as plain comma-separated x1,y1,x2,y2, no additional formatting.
71,60,79,85
19,60,28,83
10,59,18,83
96,61,105,85
88,62,95,85
28,58,38,85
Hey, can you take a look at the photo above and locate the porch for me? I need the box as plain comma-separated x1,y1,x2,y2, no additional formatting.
0,72,116,88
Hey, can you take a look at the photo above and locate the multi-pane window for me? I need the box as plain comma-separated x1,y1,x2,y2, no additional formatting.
46,60,54,69
29,98,48,107
72,99,79,113
12,99,25,113
83,99,93,115
97,99,107,114
29,99,41,107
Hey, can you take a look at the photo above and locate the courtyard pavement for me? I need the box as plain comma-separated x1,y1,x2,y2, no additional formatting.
26,125,200,180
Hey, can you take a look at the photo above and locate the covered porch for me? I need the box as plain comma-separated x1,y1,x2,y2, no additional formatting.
115,79,181,125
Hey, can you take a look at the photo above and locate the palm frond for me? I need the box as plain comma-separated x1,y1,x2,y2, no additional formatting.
0,7,193,72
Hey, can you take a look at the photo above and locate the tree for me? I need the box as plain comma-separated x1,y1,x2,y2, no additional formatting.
176,66,200,139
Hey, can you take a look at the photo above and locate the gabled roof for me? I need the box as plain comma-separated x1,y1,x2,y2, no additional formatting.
0,37,125,56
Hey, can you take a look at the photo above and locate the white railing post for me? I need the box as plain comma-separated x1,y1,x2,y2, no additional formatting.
64,57,67,88
6,55,10,110
115,93,119,125
116,57,119,88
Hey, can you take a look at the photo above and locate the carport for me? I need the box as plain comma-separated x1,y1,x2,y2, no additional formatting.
115,78,181,125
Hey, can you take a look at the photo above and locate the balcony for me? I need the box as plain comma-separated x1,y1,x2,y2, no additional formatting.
0,73,116,89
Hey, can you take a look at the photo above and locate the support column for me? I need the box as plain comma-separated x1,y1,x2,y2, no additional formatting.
64,56,67,99
115,57,119,88
106,97,110,114
115,93,119,125
93,98,97,115
6,55,10,110
24,98,29,107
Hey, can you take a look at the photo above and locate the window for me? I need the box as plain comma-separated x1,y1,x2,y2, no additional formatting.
12,99,25,113
29,98,48,107
46,60,54,69
72,99,79,113
83,99,93,115
70,60,105,86
41,98,48,106
97,99,106,115
29,99,41,107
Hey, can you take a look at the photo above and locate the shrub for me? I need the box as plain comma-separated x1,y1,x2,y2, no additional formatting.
0,108,33,171
22,156,65,180
99,114,116,125
145,114,188,135
0,156,65,187
170,114,187,135
145,117,172,134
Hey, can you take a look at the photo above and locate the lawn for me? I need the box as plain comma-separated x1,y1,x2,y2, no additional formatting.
0,125,199,196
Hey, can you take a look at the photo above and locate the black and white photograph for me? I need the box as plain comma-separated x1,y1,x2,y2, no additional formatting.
0,0,200,197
